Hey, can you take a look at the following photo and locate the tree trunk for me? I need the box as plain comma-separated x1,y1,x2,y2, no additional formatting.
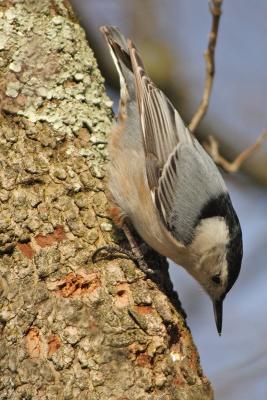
0,1,213,399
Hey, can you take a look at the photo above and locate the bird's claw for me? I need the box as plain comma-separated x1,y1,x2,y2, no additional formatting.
92,244,155,276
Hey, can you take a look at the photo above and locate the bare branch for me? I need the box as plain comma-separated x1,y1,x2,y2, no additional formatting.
203,130,267,173
189,0,223,133
189,0,266,173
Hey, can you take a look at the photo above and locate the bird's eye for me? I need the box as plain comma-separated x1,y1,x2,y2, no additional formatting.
212,275,221,285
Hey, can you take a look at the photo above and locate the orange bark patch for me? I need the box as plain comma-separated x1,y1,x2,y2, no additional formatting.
136,352,152,368
25,328,41,360
128,343,152,367
17,242,35,259
35,226,66,247
128,342,142,356
133,305,153,315
51,272,101,298
115,282,130,308
47,334,61,356
172,376,186,386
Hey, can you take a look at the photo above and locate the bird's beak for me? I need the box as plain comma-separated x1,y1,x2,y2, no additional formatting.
213,300,223,336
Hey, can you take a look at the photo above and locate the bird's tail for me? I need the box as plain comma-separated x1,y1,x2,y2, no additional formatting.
100,26,135,101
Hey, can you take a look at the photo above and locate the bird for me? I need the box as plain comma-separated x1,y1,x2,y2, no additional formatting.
100,25,243,335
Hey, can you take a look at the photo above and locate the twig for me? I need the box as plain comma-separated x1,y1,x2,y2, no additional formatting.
203,130,267,173
188,1,266,171
189,0,223,133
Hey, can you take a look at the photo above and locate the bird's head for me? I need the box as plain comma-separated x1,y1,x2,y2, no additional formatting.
189,207,243,335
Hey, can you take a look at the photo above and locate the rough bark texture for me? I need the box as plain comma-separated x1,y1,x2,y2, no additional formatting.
0,1,213,399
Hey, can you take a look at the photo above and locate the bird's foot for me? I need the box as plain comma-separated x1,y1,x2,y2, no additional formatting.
92,243,155,276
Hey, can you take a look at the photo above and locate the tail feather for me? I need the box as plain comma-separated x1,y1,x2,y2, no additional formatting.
100,26,135,100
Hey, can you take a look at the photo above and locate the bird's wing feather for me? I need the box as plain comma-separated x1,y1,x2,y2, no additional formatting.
129,41,227,244
129,43,191,190
157,140,227,244
100,26,135,102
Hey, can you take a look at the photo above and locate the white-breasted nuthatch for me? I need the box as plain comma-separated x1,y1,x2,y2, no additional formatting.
101,26,243,335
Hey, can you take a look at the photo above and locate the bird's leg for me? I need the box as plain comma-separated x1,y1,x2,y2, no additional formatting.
92,218,154,275
121,221,154,275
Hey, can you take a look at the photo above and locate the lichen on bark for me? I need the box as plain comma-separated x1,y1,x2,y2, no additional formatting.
0,1,213,399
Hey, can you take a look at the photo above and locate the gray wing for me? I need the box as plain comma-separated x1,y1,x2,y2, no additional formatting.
129,42,191,191
157,140,227,244
129,41,227,244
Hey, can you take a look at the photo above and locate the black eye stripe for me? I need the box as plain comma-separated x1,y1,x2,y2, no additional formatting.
212,275,221,285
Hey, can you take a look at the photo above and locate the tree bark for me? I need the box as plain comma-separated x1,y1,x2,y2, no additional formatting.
0,1,213,399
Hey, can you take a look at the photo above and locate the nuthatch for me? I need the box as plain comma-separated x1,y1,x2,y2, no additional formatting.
101,26,243,335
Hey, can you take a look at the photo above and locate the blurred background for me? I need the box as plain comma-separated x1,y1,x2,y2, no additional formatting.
71,1,267,399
